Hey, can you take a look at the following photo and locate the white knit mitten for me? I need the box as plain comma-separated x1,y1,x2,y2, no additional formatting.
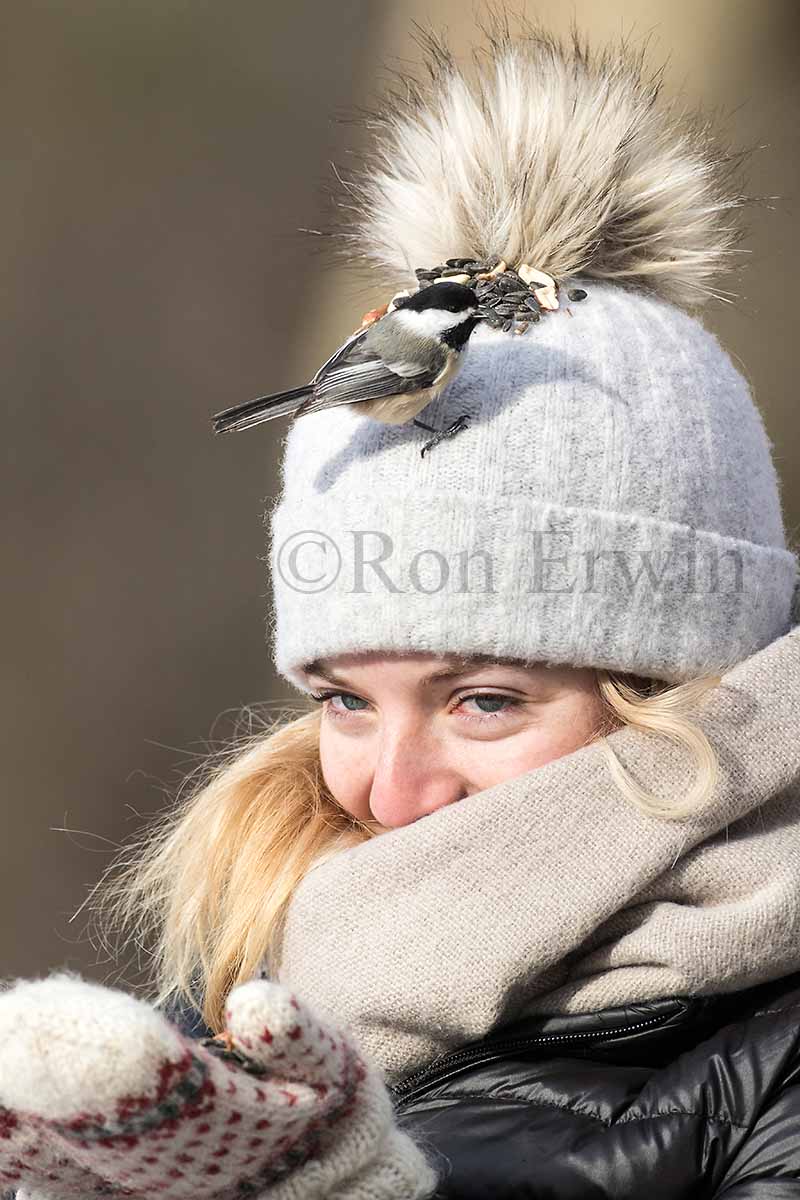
0,974,439,1200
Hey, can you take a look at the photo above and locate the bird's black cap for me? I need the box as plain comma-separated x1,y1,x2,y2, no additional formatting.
396,281,477,313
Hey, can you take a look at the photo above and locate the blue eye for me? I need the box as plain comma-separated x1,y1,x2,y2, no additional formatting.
467,694,508,713
457,693,521,720
310,690,368,714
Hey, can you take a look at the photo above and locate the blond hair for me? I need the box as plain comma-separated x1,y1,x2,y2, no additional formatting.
92,669,720,1035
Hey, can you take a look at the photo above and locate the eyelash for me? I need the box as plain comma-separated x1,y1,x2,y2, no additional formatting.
308,689,523,724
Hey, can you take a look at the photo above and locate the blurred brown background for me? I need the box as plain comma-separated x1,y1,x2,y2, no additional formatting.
3,0,798,983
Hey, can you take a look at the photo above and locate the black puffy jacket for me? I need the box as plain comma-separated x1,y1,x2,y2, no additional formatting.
389,969,800,1198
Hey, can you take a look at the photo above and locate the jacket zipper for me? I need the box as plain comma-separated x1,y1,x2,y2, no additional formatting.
389,1011,678,1104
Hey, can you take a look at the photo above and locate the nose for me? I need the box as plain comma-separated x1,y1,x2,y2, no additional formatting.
367,720,466,829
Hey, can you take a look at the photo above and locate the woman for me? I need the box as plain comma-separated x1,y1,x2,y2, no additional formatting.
2,18,799,1200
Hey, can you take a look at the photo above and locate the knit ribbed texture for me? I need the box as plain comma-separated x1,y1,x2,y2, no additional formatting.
0,976,438,1199
268,282,798,690
276,624,800,1084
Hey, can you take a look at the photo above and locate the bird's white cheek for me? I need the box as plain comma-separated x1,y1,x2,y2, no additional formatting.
394,308,466,338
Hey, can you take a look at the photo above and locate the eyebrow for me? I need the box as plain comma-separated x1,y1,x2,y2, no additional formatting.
304,657,528,689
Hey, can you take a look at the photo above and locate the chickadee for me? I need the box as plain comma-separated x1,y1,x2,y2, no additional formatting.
212,282,483,457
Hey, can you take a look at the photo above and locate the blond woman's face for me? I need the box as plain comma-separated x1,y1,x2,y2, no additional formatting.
303,652,611,831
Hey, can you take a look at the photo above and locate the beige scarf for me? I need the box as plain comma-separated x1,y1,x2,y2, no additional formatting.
277,625,800,1085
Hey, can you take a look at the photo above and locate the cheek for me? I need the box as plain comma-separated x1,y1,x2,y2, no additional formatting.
530,691,609,763
318,726,371,819
471,691,609,780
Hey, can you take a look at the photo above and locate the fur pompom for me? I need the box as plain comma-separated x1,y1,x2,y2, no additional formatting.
324,15,753,307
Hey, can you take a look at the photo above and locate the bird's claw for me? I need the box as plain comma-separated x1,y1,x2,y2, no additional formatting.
420,413,471,458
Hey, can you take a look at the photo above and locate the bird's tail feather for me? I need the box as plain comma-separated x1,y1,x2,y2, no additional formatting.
212,384,313,434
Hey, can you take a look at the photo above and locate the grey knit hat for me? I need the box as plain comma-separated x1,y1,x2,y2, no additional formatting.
266,23,799,691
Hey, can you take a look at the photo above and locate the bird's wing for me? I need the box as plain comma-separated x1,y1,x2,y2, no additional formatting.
295,358,438,418
312,313,444,382
311,326,373,383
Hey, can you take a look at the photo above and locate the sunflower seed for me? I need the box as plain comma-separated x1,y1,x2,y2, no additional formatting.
524,295,542,312
445,257,474,269
534,284,559,311
518,264,556,289
568,288,588,301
